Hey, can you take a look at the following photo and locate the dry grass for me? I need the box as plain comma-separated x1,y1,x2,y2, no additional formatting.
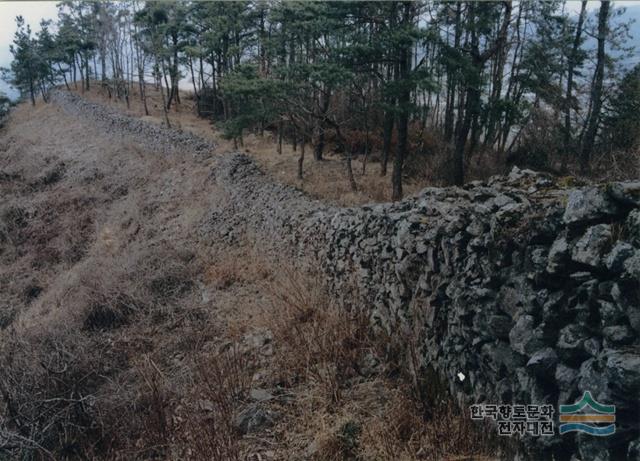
247,264,499,461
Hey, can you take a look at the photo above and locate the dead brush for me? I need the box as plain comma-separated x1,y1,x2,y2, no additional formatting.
76,261,146,332
203,249,270,290
181,344,255,461
133,355,175,458
83,291,142,331
0,205,29,249
260,264,373,403
356,386,497,461
0,329,105,460
203,256,244,290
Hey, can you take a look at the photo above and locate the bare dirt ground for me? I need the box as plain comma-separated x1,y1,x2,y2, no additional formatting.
0,96,495,459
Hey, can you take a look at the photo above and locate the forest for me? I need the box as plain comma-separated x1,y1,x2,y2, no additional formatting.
3,1,640,198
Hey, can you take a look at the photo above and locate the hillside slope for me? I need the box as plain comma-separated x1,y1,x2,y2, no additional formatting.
0,96,492,459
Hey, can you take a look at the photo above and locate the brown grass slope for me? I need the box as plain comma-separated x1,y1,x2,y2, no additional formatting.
0,97,497,460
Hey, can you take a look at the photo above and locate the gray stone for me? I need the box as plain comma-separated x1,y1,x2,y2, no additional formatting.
249,388,273,402
198,399,215,412
628,438,640,461
626,209,640,245
577,433,612,461
572,224,612,267
598,300,625,327
555,364,579,390
466,218,486,237
529,247,547,271
233,403,277,434
358,351,382,377
608,181,640,207
605,242,635,273
603,325,635,346
557,324,588,363
570,271,593,282
509,315,543,356
606,351,640,394
481,341,525,376
486,314,513,339
507,166,539,183
583,338,602,357
526,347,558,376
578,358,610,402
563,188,621,225
623,252,640,279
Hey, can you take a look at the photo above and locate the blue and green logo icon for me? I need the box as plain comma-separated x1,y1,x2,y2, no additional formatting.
559,391,616,436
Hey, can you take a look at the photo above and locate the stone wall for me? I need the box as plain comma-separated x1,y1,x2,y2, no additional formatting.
53,90,640,460
50,90,215,156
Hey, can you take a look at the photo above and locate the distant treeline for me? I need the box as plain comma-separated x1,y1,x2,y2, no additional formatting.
3,1,640,195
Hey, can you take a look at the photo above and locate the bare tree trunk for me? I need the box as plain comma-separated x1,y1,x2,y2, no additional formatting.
84,54,90,91
391,2,414,201
292,125,297,151
380,103,394,176
314,90,331,161
347,147,357,192
157,58,171,128
298,138,305,179
563,0,587,166
59,64,71,91
77,55,85,94
444,2,462,143
581,0,609,172
362,122,370,176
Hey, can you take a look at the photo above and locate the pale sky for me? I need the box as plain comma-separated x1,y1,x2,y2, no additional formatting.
566,1,639,12
0,1,59,69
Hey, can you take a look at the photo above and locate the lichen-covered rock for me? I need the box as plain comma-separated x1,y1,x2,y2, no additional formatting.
555,364,578,390
627,209,640,245
623,252,640,280
526,347,558,377
510,315,543,356
605,242,636,273
557,324,589,363
563,188,622,226
571,224,612,267
605,350,640,395
547,235,570,274
608,181,640,207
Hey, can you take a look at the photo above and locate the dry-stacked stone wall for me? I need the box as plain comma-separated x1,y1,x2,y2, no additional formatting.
53,89,640,460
